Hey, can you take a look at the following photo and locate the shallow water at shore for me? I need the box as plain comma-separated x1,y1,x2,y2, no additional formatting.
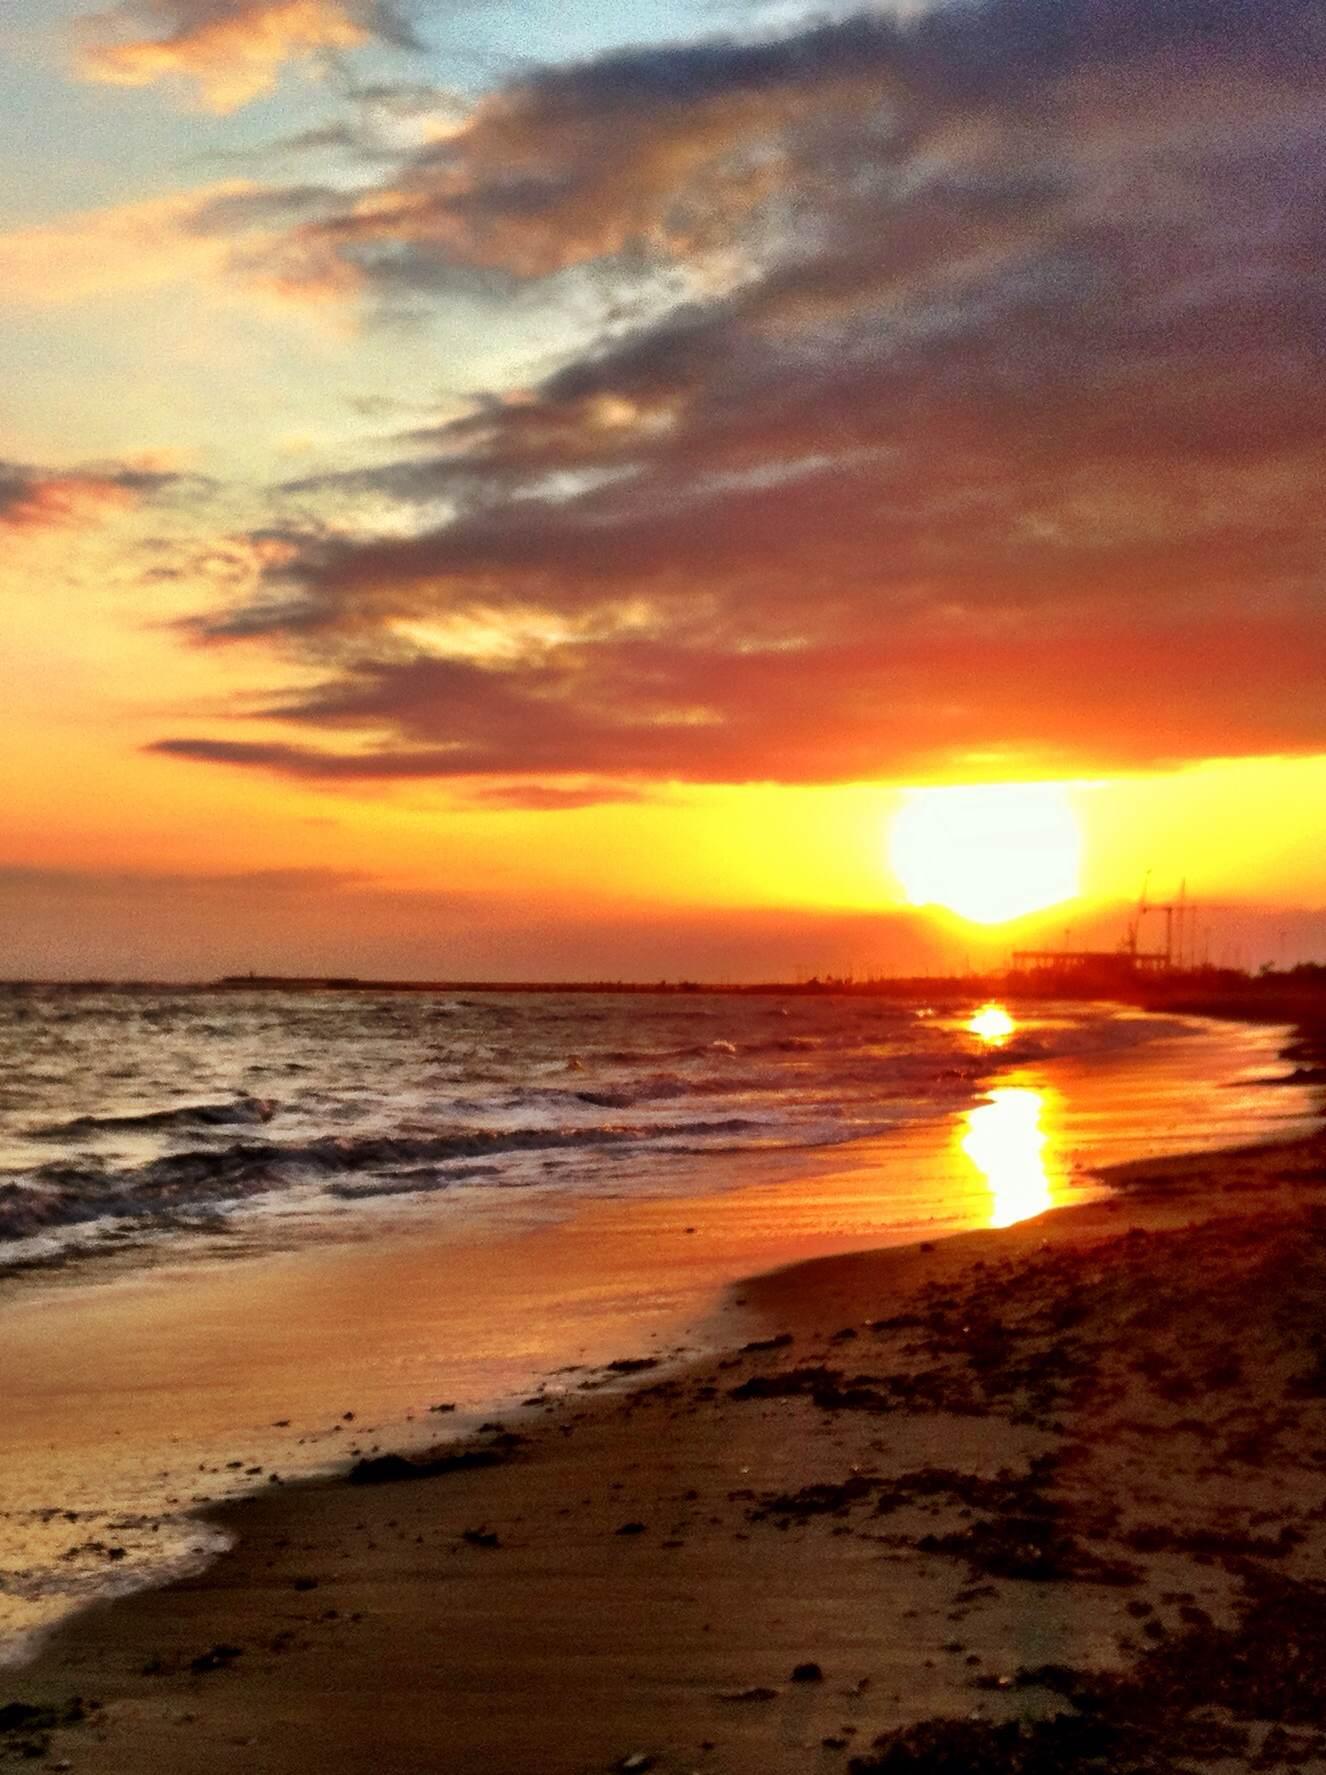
0,987,1214,1276
0,999,1315,1664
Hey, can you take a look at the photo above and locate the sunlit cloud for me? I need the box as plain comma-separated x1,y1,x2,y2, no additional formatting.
87,0,1326,795
0,184,264,304
0,181,365,313
0,459,188,530
75,0,420,112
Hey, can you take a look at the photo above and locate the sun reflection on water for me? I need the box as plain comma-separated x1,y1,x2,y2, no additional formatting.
960,1085,1061,1227
968,1003,1015,1043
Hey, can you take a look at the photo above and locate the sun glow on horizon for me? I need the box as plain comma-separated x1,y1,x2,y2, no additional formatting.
889,782,1083,925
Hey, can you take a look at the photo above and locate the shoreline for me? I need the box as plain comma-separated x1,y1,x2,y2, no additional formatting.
0,996,1311,1302
0,1004,1306,1307
4,1023,1324,1771
0,989,1117,1293
0,1009,1306,1668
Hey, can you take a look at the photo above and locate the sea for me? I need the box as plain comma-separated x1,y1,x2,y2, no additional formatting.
0,985,1317,1663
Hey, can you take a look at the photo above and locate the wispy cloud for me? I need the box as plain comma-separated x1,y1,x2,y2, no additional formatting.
0,180,360,308
0,459,190,529
75,0,421,112
0,184,264,304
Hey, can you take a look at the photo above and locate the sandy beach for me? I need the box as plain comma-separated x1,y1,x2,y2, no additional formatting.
0,1010,1308,1662
5,1052,1325,1772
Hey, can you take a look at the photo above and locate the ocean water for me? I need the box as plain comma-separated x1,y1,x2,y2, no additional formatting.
0,987,1316,1666
0,986,1220,1276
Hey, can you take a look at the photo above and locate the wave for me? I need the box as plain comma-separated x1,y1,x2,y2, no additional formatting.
0,1118,775,1246
0,992,1206,1275
33,1096,276,1139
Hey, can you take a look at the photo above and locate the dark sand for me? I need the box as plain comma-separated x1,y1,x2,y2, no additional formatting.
7,1126,1326,1774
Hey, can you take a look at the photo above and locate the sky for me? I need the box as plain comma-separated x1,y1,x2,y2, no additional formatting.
2,0,1324,979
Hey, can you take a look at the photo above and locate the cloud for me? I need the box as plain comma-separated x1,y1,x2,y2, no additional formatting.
148,741,662,809
147,737,479,775
0,179,368,310
0,184,267,304
0,459,188,529
151,607,1326,788
462,781,658,811
155,0,1326,788
246,0,1324,292
76,0,421,112
243,15,907,292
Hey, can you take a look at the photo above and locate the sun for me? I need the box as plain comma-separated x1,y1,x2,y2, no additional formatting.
888,782,1082,925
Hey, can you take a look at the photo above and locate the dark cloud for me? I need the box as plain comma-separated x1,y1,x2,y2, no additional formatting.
0,459,191,529
147,737,470,776
164,0,1326,792
192,80,464,176
187,184,347,232
248,0,1323,286
154,602,1326,788
462,782,659,810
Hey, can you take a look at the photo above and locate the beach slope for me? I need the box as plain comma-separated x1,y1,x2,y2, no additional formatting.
7,1129,1326,1774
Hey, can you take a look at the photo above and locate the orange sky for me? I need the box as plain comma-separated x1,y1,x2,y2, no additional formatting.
2,0,1324,977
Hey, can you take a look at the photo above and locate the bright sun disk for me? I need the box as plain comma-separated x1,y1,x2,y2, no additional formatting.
888,782,1082,925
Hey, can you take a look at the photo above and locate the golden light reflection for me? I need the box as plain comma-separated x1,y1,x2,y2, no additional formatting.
968,1003,1015,1043
960,1085,1060,1227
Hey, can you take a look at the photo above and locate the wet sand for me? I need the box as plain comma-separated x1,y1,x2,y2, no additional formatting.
7,1112,1326,1771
